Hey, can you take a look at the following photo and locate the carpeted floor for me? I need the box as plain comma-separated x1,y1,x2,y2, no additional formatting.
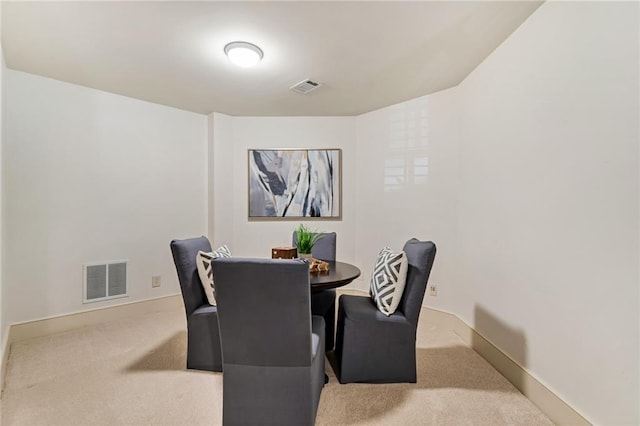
1,301,553,425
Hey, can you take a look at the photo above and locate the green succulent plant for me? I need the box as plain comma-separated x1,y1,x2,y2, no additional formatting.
295,223,324,255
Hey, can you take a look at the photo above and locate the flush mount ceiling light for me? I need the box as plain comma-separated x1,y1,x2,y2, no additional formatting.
224,41,264,68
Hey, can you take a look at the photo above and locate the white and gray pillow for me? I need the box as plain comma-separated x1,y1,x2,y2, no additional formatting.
369,247,408,316
196,245,231,306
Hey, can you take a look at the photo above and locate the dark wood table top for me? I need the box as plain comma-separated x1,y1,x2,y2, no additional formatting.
309,261,361,292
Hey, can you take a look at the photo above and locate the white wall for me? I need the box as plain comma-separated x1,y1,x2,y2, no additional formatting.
210,112,234,247
452,2,638,424
210,108,459,299
351,2,638,423
4,70,208,324
354,91,460,304
210,114,358,268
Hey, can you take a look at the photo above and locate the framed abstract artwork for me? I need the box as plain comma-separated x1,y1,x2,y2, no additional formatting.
248,149,341,220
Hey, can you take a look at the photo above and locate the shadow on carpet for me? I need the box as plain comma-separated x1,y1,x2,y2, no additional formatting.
124,331,188,372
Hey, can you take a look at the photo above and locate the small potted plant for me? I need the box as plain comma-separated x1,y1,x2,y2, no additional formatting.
295,223,323,259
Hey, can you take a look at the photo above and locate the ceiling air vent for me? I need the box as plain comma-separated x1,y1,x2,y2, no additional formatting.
290,79,322,95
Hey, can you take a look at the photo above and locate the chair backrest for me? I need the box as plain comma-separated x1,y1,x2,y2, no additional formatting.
212,257,314,367
170,236,211,317
398,239,437,325
292,231,337,261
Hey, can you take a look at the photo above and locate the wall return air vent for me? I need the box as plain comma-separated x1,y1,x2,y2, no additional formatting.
83,260,128,303
290,79,322,95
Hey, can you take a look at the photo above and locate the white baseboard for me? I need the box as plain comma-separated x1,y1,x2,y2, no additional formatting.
430,307,590,425
337,289,589,425
1,327,10,398
1,294,183,395
1,290,589,424
7,294,183,344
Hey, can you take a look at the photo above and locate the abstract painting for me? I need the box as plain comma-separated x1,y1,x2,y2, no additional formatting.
248,149,341,219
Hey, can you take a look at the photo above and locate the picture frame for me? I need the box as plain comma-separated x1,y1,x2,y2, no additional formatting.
248,149,341,220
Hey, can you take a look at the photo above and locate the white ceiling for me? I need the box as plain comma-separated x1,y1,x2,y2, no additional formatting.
1,1,543,116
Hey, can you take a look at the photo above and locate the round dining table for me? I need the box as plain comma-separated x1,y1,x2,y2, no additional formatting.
309,260,361,292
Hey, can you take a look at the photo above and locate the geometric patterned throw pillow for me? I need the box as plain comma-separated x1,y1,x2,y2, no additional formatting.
196,245,231,306
369,247,408,316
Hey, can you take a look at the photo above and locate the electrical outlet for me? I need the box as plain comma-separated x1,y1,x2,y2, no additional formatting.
428,283,437,296
152,276,161,288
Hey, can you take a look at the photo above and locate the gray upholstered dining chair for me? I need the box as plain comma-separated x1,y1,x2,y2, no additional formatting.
292,231,337,351
170,236,222,372
334,238,436,383
211,257,326,426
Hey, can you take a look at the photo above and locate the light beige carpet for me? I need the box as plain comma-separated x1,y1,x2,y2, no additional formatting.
1,302,552,426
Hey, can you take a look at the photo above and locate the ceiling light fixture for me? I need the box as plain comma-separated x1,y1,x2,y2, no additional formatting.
224,41,263,68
